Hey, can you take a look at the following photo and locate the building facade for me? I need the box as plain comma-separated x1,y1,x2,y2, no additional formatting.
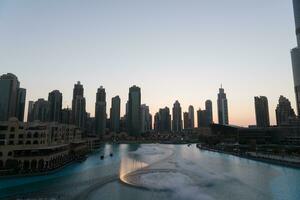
172,100,182,133
217,87,229,125
48,90,62,122
254,96,270,127
276,96,296,126
128,86,141,136
110,96,121,133
95,86,106,136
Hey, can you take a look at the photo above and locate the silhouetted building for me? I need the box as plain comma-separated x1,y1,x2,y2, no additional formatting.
32,98,49,122
275,96,296,126
172,100,182,132
205,100,213,125
188,105,194,129
16,88,26,122
141,104,151,133
254,96,270,127
183,112,189,129
156,107,171,132
48,90,62,122
110,96,121,133
61,108,72,124
72,82,86,129
95,86,106,136
217,86,229,125
291,0,300,116
27,101,35,122
128,85,141,136
0,73,26,121
197,109,208,127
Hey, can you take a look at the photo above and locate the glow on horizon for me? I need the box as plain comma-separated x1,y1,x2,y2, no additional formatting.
0,0,297,127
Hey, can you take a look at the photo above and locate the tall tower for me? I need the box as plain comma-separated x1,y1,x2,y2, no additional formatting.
95,86,107,136
172,100,182,132
48,90,62,122
0,73,26,121
188,105,194,129
254,96,270,127
205,100,213,125
128,85,141,136
217,86,229,125
291,0,300,116
110,96,121,133
72,81,86,129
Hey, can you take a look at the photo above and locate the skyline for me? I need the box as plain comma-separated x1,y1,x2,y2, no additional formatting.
0,0,298,126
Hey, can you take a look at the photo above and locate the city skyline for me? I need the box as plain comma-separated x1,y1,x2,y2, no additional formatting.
0,0,298,126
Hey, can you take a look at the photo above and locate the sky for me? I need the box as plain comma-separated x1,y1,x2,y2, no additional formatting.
0,0,297,126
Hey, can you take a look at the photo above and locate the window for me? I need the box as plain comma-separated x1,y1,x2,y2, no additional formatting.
0,126,8,131
8,152,12,156
33,140,38,144
10,127,15,132
8,141,14,145
18,141,23,145
0,134,5,139
0,152,2,156
27,133,32,138
19,134,24,139
9,134,14,139
26,141,31,145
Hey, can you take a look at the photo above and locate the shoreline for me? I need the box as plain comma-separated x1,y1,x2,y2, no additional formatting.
196,144,300,169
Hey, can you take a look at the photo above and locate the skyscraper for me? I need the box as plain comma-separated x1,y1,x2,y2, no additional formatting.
205,100,213,125
291,0,300,116
110,95,120,133
254,96,270,127
61,108,72,125
128,85,141,136
16,88,26,122
72,81,86,129
188,105,194,129
0,73,26,121
48,90,62,122
183,112,189,129
141,104,151,133
197,108,207,128
156,107,171,132
217,86,229,125
27,101,35,122
95,86,107,136
32,98,50,122
276,96,296,126
172,100,182,132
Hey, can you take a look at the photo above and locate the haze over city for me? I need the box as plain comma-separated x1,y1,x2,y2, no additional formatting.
0,0,297,126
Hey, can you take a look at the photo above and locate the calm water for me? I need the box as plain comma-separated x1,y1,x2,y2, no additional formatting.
0,144,300,200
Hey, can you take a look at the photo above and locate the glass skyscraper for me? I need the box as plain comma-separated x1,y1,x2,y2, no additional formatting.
291,0,300,116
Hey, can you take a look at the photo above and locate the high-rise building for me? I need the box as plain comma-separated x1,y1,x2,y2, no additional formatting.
16,88,26,122
32,98,50,122
183,112,189,129
276,96,296,126
197,108,207,127
188,105,194,129
27,101,35,122
205,100,213,125
48,90,62,122
72,82,86,129
0,73,26,121
172,100,182,132
155,107,171,132
291,0,300,116
95,86,106,136
254,96,270,127
128,85,141,136
141,104,151,133
217,86,229,125
110,95,120,133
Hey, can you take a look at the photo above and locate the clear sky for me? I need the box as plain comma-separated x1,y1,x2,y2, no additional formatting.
0,0,297,126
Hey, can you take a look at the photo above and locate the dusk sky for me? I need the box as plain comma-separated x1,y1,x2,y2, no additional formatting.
0,0,297,126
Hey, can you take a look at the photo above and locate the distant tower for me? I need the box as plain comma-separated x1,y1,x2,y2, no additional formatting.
95,86,107,136
0,73,26,121
110,96,121,133
291,0,300,116
217,86,229,125
141,104,151,133
205,100,213,125
128,85,141,136
72,81,86,129
172,100,182,132
183,112,189,129
27,101,35,122
48,90,62,122
197,108,207,127
275,96,296,126
188,105,194,129
32,98,50,122
254,96,270,127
